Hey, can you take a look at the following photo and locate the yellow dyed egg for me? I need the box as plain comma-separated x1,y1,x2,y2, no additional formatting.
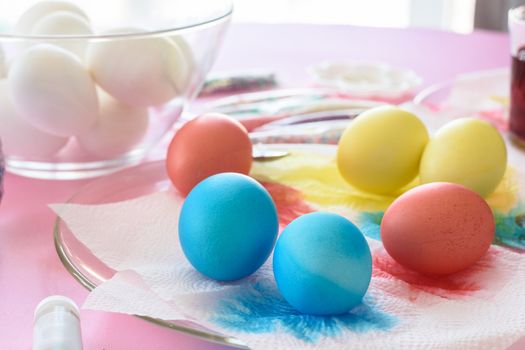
337,105,429,194
419,118,507,197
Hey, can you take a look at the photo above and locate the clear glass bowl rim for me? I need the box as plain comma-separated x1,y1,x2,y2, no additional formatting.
0,1,233,41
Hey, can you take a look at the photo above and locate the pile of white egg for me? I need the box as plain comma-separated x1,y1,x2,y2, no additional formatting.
0,1,192,159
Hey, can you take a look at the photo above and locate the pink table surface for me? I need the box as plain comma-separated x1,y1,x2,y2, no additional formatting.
1,23,521,349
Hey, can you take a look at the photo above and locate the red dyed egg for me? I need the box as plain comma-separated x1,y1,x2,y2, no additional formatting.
380,182,494,275
166,113,253,195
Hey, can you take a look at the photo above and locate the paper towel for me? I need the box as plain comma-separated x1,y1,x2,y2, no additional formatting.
51,185,525,350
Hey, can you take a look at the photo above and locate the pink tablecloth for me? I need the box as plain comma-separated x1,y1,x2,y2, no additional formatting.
0,23,519,349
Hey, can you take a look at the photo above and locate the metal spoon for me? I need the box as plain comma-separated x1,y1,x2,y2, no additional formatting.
252,147,289,161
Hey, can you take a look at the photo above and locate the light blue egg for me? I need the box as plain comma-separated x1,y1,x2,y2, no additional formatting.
273,212,372,315
179,173,278,281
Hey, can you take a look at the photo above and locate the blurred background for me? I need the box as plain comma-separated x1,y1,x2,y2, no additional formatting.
231,0,522,33
0,0,517,34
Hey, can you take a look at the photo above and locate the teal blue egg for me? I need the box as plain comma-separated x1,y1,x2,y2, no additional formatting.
273,212,372,315
179,173,278,281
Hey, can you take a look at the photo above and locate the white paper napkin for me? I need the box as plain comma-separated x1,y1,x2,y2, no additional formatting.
52,187,525,350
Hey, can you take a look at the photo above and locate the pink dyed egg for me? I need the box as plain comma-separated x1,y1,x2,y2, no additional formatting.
166,114,253,196
381,182,494,275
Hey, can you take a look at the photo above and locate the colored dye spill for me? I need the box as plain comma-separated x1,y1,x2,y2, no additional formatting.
252,151,400,212
372,249,497,300
494,209,525,249
211,281,396,342
357,211,383,240
263,182,316,231
358,209,525,251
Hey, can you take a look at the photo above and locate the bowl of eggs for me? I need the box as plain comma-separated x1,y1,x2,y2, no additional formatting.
0,0,232,179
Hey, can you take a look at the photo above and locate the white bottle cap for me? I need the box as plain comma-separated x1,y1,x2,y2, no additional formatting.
33,295,83,350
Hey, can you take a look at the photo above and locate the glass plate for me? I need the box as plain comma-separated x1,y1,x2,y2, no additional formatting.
54,144,333,348
412,68,509,131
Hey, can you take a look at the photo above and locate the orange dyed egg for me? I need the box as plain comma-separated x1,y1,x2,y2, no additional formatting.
380,182,494,275
166,113,253,195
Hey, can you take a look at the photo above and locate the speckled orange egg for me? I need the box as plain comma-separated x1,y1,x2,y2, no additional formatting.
380,182,494,275
166,113,253,196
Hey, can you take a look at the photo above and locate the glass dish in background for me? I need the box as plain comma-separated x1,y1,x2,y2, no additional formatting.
412,68,509,132
200,88,383,133
0,0,232,179
309,61,422,102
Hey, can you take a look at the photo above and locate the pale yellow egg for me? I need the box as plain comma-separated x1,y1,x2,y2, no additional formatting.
87,28,190,108
77,89,149,158
8,44,99,137
15,1,89,34
337,105,429,194
419,118,507,197
0,79,68,158
31,11,93,59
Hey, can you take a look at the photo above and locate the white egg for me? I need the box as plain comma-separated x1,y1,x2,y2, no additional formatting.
171,35,195,90
8,44,99,137
0,80,68,158
87,28,190,107
77,90,149,158
15,1,88,34
31,11,92,59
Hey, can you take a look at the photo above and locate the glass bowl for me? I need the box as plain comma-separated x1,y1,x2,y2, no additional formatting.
0,0,232,179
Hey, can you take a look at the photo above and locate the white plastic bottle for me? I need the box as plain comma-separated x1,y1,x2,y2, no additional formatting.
33,296,84,350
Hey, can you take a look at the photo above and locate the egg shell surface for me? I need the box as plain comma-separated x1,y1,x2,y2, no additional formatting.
273,212,372,315
419,118,507,197
381,182,495,275
31,11,92,58
0,79,68,158
77,89,148,158
171,35,195,92
166,114,253,196
179,173,279,281
8,44,99,137
337,105,429,194
87,28,189,107
15,1,89,34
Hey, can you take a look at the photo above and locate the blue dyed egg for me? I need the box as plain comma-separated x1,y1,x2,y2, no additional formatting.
273,212,372,315
179,173,278,281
